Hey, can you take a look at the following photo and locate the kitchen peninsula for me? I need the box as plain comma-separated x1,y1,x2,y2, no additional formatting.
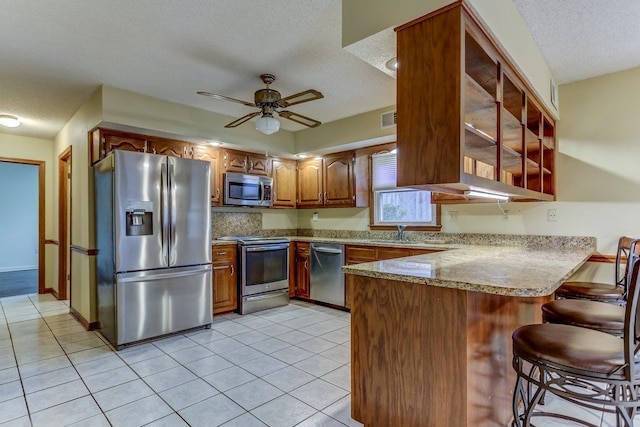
343,241,594,427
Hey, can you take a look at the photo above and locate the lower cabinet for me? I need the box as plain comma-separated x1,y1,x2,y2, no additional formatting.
212,244,238,314
345,245,437,308
295,243,310,298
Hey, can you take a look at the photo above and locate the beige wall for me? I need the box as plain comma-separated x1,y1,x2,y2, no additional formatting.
0,133,56,290
53,88,102,321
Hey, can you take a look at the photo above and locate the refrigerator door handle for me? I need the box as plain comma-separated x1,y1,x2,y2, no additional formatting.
161,161,170,265
169,161,177,266
118,266,211,283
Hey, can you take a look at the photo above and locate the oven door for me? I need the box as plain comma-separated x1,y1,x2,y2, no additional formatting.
241,243,289,296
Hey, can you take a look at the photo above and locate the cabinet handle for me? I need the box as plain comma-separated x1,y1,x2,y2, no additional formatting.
324,192,327,202
230,265,235,275
352,194,355,201
190,147,194,157
318,192,322,202
243,158,248,171
216,251,226,256
304,260,308,269
216,188,220,198
250,160,254,170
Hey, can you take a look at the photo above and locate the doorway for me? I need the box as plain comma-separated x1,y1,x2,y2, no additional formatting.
0,158,45,297
58,148,71,301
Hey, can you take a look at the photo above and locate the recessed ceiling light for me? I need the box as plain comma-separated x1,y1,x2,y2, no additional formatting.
209,141,223,146
297,154,308,159
385,57,398,71
0,115,21,128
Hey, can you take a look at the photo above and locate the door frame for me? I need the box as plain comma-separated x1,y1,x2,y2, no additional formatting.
0,157,45,294
58,147,71,301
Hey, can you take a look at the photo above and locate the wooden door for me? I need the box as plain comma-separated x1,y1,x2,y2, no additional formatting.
224,149,249,173
295,243,310,298
149,140,191,157
271,159,297,208
103,133,148,156
212,245,237,314
247,154,270,176
192,145,222,205
296,158,323,208
324,152,355,206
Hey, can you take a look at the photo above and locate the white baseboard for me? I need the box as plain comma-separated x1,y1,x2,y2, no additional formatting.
0,266,38,273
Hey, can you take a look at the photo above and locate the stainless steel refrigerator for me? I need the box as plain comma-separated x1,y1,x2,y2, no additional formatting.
95,150,212,349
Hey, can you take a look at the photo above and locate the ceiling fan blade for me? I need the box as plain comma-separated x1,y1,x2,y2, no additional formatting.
197,91,256,107
277,89,323,108
225,111,261,128
277,110,321,128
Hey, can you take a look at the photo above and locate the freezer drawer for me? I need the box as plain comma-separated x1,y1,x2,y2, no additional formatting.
115,265,211,347
240,289,289,315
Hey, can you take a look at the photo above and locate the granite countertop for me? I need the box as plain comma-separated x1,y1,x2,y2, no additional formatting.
341,245,593,297
212,236,453,250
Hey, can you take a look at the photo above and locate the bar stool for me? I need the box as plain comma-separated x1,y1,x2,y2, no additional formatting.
555,236,640,303
541,242,640,337
511,261,640,427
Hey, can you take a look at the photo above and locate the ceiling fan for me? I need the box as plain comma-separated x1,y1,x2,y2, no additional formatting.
197,74,324,135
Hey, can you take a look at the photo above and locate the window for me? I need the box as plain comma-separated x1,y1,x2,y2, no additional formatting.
371,151,438,226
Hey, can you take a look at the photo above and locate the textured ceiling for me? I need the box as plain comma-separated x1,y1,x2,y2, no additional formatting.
513,0,640,84
1,1,639,141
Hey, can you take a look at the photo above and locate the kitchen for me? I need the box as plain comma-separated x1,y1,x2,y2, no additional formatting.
1,0,639,426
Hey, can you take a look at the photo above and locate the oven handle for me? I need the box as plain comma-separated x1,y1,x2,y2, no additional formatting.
244,289,288,301
244,244,290,252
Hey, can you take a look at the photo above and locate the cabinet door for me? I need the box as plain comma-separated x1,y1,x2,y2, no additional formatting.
224,149,249,173
103,133,148,156
295,244,310,298
323,152,355,207
297,159,323,208
192,145,222,205
212,245,237,314
247,154,270,176
149,140,191,158
271,159,297,208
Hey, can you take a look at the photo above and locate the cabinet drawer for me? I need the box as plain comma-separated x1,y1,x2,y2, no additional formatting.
212,245,236,262
296,243,310,254
377,248,411,260
409,249,437,256
346,246,376,262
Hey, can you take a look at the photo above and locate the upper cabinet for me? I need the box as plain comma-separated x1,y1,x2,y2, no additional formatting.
223,149,270,176
90,128,222,206
297,151,356,208
395,3,556,201
271,158,297,209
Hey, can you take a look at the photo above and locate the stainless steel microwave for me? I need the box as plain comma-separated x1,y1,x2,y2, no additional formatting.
223,172,273,207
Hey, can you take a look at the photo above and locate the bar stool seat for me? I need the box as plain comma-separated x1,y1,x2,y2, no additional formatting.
541,299,624,336
554,281,624,301
513,323,627,379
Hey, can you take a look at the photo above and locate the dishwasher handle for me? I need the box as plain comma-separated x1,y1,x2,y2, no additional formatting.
312,247,344,255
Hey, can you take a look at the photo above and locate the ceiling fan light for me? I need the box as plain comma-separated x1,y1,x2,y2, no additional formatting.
0,114,21,128
256,116,280,135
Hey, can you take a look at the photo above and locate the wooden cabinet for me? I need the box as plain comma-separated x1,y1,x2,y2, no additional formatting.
212,244,237,314
395,3,556,202
271,158,297,208
91,129,148,164
89,128,223,206
192,145,222,205
224,149,270,176
344,244,437,308
297,151,356,208
149,139,191,158
295,242,310,298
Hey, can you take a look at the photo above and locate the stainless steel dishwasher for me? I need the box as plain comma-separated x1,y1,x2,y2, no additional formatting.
310,243,345,307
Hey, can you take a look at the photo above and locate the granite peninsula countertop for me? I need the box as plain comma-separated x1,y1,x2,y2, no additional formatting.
341,245,593,297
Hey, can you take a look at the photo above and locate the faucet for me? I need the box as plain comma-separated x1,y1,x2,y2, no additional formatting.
397,224,407,241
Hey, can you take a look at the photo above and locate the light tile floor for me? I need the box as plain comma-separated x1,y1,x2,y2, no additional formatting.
0,294,359,426
0,293,638,427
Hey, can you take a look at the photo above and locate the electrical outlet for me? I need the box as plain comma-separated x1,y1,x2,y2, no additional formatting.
547,209,557,222
312,212,319,222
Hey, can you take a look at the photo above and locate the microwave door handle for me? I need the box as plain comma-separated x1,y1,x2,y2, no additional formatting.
259,181,264,202
245,244,289,252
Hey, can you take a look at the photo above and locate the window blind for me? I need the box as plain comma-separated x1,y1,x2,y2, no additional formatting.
371,152,397,190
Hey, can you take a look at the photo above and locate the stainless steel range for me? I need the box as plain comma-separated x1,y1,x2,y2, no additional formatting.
218,237,290,314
